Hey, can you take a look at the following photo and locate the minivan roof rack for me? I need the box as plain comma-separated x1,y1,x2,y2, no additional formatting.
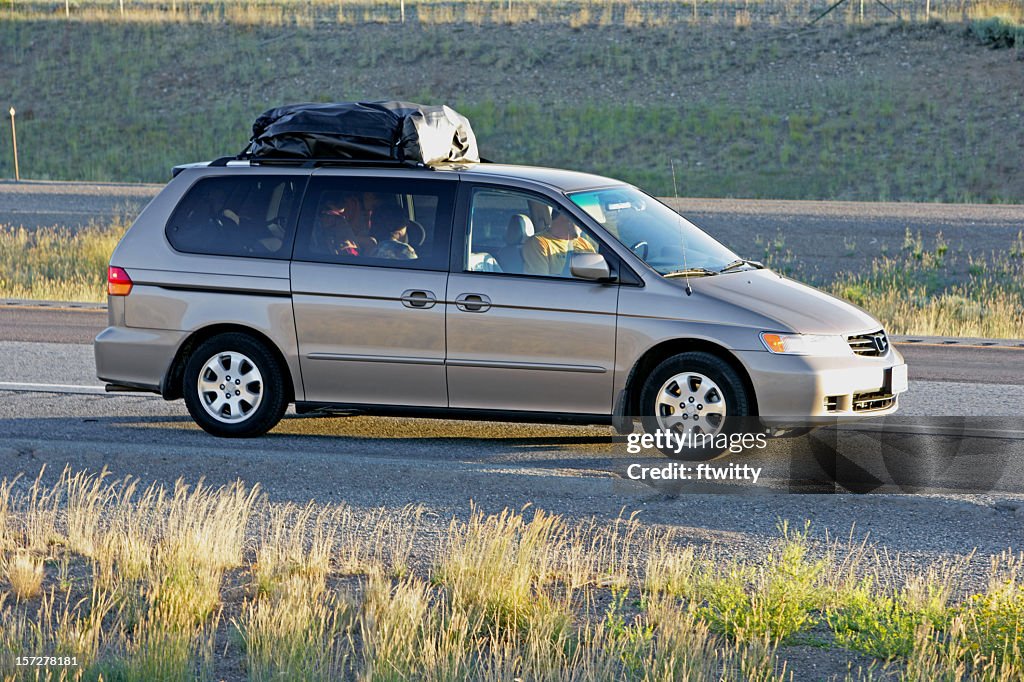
207,156,432,170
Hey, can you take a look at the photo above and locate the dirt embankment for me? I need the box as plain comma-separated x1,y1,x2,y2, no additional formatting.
0,19,1021,199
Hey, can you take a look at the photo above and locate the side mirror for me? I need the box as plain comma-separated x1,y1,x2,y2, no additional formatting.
570,252,614,281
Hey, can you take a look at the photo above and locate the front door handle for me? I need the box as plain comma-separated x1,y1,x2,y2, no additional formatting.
400,289,437,309
455,293,491,313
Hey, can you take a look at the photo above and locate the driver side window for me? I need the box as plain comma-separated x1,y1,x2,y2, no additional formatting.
466,188,600,279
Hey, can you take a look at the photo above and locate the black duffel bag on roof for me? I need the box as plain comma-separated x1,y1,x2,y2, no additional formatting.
244,101,480,166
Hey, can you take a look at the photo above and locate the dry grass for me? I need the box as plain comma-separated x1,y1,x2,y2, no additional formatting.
251,502,337,597
238,574,352,681
826,230,1024,338
0,582,115,674
2,0,947,28
1,468,1023,679
3,550,45,600
435,507,573,631
969,0,1024,22
0,477,14,554
0,219,128,303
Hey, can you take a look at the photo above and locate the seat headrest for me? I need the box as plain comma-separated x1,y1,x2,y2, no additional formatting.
505,214,535,245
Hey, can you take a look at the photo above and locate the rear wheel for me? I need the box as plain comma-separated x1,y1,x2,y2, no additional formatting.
639,352,752,459
183,333,288,437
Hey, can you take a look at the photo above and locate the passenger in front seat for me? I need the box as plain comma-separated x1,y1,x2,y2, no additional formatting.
522,207,595,276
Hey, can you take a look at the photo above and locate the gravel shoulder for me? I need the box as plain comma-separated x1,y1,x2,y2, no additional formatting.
2,390,1023,574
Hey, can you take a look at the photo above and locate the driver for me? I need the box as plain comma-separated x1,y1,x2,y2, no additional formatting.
522,207,595,276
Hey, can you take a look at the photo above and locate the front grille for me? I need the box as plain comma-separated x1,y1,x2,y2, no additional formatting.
853,390,896,412
823,395,840,412
848,330,889,357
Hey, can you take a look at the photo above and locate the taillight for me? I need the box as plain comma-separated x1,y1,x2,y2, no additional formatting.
107,266,133,296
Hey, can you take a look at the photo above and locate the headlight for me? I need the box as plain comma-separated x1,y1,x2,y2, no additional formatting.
760,332,852,356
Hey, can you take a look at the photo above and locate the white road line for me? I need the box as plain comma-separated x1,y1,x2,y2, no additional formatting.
6,209,114,215
0,382,107,395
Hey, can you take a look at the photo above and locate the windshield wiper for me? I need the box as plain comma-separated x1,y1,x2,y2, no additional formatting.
718,258,765,273
663,267,718,279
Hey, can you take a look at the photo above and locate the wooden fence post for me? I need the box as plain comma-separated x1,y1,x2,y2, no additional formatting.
9,107,20,182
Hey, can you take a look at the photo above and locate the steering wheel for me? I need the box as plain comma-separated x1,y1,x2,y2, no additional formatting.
406,220,427,248
630,240,649,260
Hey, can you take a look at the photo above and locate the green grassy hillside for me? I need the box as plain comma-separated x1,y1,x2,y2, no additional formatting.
1,3,1022,200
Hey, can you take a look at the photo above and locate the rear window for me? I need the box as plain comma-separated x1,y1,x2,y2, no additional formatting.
165,175,304,259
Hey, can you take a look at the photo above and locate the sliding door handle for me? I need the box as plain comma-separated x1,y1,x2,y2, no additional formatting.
400,289,437,309
455,293,491,313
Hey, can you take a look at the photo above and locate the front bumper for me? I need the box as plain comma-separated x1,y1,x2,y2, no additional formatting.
735,346,907,424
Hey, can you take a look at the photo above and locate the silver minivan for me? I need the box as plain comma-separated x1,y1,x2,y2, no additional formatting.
95,159,908,444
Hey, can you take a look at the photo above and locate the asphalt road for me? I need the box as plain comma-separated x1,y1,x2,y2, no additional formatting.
0,180,160,231
0,305,108,344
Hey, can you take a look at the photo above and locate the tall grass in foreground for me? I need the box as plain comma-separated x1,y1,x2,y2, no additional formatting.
1,468,1024,679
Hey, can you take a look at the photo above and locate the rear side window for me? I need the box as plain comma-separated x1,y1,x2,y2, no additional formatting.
165,175,304,259
292,176,456,272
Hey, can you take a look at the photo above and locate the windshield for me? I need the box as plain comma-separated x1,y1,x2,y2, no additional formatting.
568,186,740,275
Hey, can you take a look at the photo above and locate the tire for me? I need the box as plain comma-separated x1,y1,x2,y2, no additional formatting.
182,333,289,438
638,351,752,460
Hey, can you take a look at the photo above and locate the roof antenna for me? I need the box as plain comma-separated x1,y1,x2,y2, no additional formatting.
670,158,693,296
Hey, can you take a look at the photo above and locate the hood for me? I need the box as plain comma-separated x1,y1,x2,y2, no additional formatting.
689,269,882,336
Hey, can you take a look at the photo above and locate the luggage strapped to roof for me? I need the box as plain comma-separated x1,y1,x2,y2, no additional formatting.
238,101,481,167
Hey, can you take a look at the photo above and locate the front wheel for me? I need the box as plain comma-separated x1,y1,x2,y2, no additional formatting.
639,352,752,460
183,333,288,438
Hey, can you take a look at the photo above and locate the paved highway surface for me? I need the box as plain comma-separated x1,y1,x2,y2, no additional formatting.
0,180,160,231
